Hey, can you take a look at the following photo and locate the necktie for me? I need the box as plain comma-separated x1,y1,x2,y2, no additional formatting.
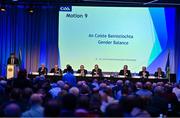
11,58,14,64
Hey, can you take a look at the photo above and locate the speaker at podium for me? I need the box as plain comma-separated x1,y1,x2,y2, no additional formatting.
7,64,19,79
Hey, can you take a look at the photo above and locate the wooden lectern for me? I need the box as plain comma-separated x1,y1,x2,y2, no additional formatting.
7,64,19,79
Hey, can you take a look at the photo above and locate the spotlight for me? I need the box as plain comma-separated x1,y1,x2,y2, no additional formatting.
0,7,6,12
27,5,34,13
28,9,34,13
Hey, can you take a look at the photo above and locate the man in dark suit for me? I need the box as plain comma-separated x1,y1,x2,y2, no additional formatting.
91,64,102,77
50,65,62,75
119,65,131,78
139,66,149,78
154,67,165,79
7,53,19,65
63,64,74,74
38,64,48,75
77,65,88,76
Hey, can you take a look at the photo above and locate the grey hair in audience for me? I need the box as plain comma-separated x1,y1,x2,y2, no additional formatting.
69,87,80,96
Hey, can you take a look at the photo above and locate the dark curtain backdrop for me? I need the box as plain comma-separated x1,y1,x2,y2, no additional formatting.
1,6,180,81
0,5,59,76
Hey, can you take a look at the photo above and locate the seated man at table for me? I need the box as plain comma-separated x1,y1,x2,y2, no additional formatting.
63,64,74,74
139,66,149,78
38,64,48,75
62,65,76,86
50,65,62,75
77,65,88,76
119,65,131,78
91,64,102,77
154,67,165,79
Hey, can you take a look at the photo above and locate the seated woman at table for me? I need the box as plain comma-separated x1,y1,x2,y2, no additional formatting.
119,65,131,78
154,67,165,79
77,65,88,76
38,64,48,75
139,66,149,78
63,64,74,74
50,65,62,75
91,64,102,77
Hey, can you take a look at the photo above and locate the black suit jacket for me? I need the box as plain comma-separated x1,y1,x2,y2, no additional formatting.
77,69,88,75
38,67,48,75
139,71,150,78
119,70,131,78
50,68,62,75
7,57,19,65
91,69,102,77
154,71,165,78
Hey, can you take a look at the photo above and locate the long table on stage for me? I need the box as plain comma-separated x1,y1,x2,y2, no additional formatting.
28,73,176,83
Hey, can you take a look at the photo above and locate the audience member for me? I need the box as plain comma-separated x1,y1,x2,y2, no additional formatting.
21,93,44,117
4,103,21,117
62,66,77,87
13,69,32,89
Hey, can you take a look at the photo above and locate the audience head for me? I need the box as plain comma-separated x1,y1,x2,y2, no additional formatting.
10,88,22,101
136,82,143,89
44,99,61,117
17,69,27,79
154,86,165,96
61,94,77,110
69,87,80,96
105,103,123,117
30,93,43,106
99,83,107,89
4,103,21,117
80,84,90,95
57,80,65,88
0,80,7,87
77,95,90,110
125,80,130,86
116,80,123,86
145,81,152,90
22,87,33,100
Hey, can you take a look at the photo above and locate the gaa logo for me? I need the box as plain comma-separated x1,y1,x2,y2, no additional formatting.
60,6,72,12
8,68,13,72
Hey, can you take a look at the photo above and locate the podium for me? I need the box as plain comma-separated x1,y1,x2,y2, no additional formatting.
7,64,19,79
